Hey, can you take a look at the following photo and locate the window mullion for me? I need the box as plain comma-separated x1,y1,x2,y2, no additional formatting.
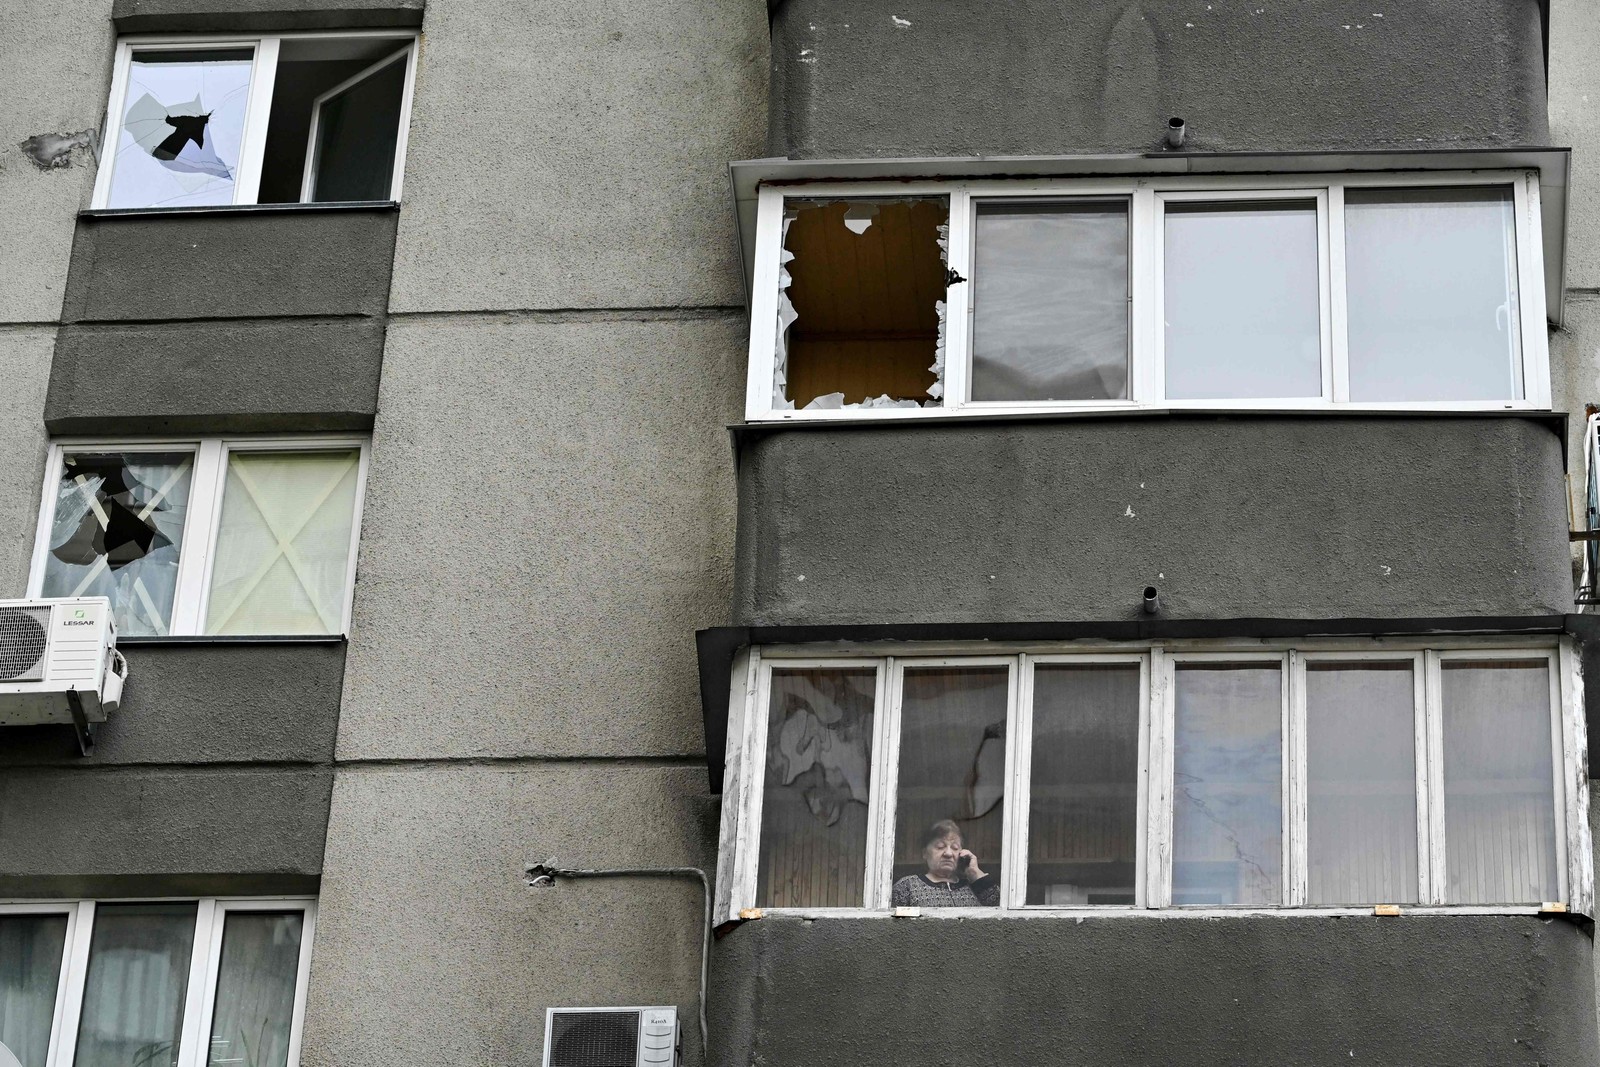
733,656,773,915
717,648,758,920
1516,172,1552,407
45,901,95,1067
1411,651,1433,906
1422,651,1448,904
1002,654,1032,909
1133,654,1152,909
1286,650,1308,906
941,187,972,411
174,899,219,1067
1145,646,1173,908
169,440,223,635
870,658,903,909
1557,640,1593,914
1547,649,1572,906
1327,183,1349,403
284,902,318,1067
232,37,279,205
1131,184,1160,404
744,187,785,421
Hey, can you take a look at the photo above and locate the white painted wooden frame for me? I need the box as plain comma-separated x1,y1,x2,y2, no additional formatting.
3,897,315,1067
93,31,419,210
722,637,1589,919
299,41,418,203
744,170,1550,422
27,435,370,637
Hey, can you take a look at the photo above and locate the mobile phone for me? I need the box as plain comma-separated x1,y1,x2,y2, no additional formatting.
958,854,971,872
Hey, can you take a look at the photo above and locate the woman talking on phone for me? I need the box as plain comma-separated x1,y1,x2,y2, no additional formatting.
891,819,1001,907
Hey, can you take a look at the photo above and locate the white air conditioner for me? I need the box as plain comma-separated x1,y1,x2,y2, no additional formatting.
0,597,125,728
543,1006,679,1067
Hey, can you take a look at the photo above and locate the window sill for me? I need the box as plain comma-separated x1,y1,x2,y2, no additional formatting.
752,905,1577,921
79,200,399,221
117,634,347,646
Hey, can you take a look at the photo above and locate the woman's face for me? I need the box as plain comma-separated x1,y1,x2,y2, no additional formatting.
923,835,962,879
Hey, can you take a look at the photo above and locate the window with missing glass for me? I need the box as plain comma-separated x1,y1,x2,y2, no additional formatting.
93,33,417,210
0,898,314,1067
718,642,1585,917
743,171,1550,419
28,437,367,638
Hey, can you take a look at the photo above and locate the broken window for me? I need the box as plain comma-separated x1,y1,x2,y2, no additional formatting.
30,438,367,637
724,644,1578,914
96,34,417,210
774,198,950,411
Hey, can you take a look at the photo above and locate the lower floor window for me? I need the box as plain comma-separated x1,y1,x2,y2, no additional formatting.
0,898,314,1067
722,643,1583,915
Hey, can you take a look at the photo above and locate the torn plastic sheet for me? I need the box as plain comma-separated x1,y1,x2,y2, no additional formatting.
928,221,951,400
773,211,799,410
802,392,921,410
124,92,232,178
841,202,879,235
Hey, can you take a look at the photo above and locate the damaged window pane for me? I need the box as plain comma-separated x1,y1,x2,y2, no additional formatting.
107,49,254,209
972,200,1131,402
775,198,949,411
757,668,877,908
40,452,193,637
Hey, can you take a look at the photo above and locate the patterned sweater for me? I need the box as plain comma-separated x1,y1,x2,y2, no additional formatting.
891,873,1002,907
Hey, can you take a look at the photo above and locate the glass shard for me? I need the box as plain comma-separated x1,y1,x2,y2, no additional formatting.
108,49,253,209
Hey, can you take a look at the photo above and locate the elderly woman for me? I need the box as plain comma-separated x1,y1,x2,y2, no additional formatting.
891,819,1000,907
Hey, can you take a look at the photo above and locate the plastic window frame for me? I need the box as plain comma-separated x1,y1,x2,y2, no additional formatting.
716,638,1589,922
91,30,420,210
743,170,1551,421
0,896,317,1067
25,435,370,637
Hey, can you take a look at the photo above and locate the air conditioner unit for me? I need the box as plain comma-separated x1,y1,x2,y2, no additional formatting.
0,597,125,729
543,1006,679,1067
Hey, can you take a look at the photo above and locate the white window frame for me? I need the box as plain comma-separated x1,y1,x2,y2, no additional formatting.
716,638,1589,921
26,435,370,637
92,30,420,210
0,896,317,1067
744,170,1550,421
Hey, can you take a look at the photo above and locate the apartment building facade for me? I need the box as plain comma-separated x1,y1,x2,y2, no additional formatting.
2,0,1598,1066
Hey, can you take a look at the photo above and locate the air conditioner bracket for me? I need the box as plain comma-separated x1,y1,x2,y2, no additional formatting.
66,689,95,756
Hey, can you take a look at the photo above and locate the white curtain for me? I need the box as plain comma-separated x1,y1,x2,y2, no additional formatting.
205,913,302,1067
0,916,69,1067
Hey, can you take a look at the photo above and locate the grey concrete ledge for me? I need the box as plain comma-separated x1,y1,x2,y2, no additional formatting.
113,0,422,33
78,200,398,221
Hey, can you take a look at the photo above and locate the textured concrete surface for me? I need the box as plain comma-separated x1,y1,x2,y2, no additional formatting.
0,0,112,323
299,762,716,1067
334,314,742,760
62,209,397,322
709,913,1598,1067
112,0,424,32
48,317,384,433
769,0,1549,159
0,329,51,596
734,417,1574,626
1549,0,1600,291
1550,296,1600,529
385,0,767,313
0,642,345,766
0,765,333,896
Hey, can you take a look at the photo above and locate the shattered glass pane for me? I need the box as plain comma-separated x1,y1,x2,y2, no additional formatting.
205,451,360,635
972,200,1131,402
41,452,192,637
776,198,949,410
108,48,254,209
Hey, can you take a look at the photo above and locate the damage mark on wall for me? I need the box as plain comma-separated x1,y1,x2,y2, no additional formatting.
20,130,95,170
772,198,950,411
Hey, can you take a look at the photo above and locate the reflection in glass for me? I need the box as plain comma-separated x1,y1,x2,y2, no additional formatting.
205,451,361,636
1027,665,1140,904
41,452,193,637
1442,660,1557,904
971,201,1130,401
1172,664,1282,905
206,913,303,1067
74,903,198,1067
108,49,254,209
1345,187,1521,402
1164,201,1322,400
892,667,1010,904
1306,662,1418,904
757,668,877,907
0,915,70,1067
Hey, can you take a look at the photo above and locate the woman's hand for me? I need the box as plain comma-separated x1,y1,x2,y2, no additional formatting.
957,849,986,882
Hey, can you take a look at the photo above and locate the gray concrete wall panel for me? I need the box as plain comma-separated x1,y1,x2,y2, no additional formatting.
0,0,113,323
1548,0,1600,291
112,0,424,32
0,642,344,767
709,913,1598,1067
768,0,1549,159
0,765,332,897
298,763,714,1067
48,317,384,433
0,330,52,596
734,417,1574,626
384,0,767,314
335,314,742,761
61,209,397,323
